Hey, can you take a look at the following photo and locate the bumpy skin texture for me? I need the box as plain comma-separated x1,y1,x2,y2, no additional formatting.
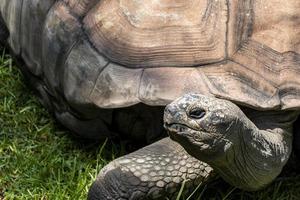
88,138,215,200
164,94,299,191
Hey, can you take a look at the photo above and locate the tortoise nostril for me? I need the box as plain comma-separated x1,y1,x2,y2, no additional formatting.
165,105,178,116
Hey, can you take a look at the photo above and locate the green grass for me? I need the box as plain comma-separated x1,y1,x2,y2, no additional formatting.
0,48,299,199
0,49,120,199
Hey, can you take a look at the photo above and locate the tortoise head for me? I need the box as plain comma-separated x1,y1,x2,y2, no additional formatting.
164,93,243,162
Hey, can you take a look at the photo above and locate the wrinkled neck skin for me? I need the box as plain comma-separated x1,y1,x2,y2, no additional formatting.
210,112,293,191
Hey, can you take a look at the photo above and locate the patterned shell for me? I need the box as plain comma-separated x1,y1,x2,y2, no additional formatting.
1,0,300,110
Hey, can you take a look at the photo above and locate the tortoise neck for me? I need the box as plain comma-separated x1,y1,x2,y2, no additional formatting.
211,113,292,190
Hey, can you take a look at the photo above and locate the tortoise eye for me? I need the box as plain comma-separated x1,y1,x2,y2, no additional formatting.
189,108,206,119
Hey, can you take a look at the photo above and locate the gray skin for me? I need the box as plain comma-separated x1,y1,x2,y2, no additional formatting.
88,138,215,199
164,93,299,191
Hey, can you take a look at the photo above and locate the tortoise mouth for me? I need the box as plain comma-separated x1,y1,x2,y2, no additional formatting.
164,123,215,143
164,123,190,133
165,123,222,156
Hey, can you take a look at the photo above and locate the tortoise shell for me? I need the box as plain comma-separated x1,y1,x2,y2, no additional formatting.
1,0,300,111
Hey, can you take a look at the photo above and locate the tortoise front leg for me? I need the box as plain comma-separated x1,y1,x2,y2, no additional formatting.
164,94,298,191
88,137,216,200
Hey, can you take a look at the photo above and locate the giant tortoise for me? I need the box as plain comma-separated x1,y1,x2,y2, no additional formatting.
0,0,299,199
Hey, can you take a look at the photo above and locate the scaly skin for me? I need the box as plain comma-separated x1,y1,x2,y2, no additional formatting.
164,94,299,191
88,138,216,200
